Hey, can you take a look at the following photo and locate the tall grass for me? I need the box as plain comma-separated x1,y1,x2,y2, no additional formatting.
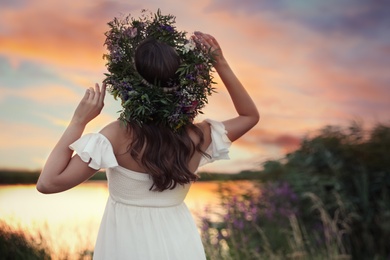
200,182,353,260
0,220,50,260
0,221,94,260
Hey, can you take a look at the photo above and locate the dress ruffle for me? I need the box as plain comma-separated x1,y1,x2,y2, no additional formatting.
200,119,232,167
69,133,118,170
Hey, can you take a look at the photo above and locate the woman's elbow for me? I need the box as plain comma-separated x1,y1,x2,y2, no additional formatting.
36,181,48,194
251,109,260,127
36,180,56,194
254,111,260,124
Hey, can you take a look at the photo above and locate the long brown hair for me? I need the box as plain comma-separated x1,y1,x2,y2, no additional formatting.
127,123,208,191
128,38,209,191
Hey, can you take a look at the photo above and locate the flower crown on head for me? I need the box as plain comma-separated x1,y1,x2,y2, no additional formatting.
103,9,216,131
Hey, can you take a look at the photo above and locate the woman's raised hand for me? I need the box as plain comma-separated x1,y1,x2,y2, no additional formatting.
193,31,224,65
71,83,106,126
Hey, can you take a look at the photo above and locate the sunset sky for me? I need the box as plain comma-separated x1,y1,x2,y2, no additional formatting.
1,0,389,173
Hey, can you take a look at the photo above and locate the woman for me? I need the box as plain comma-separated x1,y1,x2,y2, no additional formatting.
37,12,259,260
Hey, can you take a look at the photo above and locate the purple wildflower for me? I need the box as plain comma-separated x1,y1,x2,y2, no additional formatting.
124,27,137,38
195,64,205,71
260,181,299,221
201,220,209,232
109,45,125,63
233,219,244,230
186,74,196,81
264,204,276,220
274,182,298,201
160,25,174,32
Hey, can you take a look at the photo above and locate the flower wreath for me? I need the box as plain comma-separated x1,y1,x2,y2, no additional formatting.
103,9,216,131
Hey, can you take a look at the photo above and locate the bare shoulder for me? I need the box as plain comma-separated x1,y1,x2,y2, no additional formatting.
194,120,212,149
99,120,130,152
100,120,124,135
195,120,211,134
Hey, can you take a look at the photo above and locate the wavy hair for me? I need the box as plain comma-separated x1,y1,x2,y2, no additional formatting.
127,123,208,191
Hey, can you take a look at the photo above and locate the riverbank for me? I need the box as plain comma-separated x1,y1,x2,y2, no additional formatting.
0,169,108,184
0,169,264,185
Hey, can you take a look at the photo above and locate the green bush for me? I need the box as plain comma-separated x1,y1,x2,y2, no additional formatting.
269,122,390,259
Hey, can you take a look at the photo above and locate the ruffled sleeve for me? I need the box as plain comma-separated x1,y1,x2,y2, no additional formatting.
199,119,232,167
69,133,119,170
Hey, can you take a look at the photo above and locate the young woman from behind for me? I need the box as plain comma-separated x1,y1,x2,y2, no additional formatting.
37,13,259,259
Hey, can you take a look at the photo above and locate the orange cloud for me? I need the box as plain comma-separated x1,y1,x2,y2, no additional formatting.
1,84,80,105
0,2,110,70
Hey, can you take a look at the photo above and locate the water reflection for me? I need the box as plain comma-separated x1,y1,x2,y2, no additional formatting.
0,181,223,257
0,181,253,258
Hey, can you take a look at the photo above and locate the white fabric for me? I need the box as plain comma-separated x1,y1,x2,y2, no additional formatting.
94,169,205,260
69,133,118,170
200,119,232,166
69,120,231,260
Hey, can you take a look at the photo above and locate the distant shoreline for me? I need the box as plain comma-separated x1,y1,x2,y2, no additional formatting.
0,169,263,185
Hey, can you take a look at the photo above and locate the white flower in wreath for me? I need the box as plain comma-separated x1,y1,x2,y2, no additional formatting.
182,40,196,54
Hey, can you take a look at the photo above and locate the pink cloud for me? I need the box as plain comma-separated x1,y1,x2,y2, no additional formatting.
0,1,133,69
260,134,301,154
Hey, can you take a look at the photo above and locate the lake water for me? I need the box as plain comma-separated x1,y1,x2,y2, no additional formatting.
0,181,250,258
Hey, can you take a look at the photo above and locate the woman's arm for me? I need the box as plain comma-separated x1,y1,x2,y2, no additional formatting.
194,32,260,142
36,83,106,194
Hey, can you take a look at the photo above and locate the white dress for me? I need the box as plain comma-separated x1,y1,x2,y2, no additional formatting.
69,119,231,260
